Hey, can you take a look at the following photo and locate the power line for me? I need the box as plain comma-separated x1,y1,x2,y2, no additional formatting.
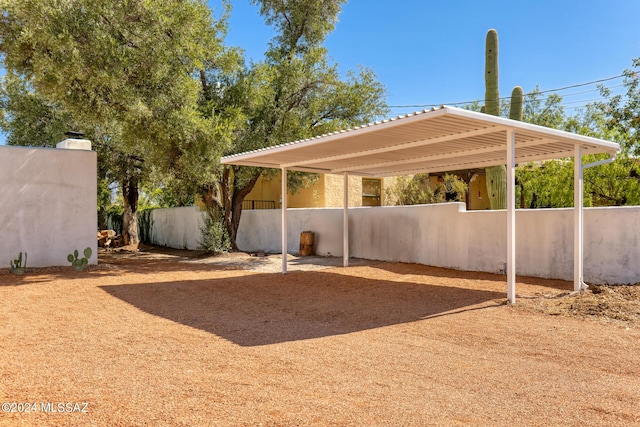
546,83,625,99
529,74,624,95
388,74,625,109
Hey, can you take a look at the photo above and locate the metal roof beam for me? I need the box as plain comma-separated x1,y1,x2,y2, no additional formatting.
330,143,508,173
371,158,514,177
279,125,506,169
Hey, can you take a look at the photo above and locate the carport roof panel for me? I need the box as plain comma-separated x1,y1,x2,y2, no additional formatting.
221,106,620,176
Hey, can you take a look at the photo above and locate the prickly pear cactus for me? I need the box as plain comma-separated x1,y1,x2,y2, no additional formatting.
68,247,92,271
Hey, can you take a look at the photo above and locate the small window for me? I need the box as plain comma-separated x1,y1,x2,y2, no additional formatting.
362,178,381,206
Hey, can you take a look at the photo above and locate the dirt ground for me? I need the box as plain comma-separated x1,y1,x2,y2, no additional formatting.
0,247,638,426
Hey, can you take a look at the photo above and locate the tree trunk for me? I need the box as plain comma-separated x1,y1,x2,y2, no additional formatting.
220,166,261,251
121,176,140,248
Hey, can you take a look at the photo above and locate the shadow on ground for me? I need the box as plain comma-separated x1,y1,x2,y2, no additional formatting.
100,270,504,346
371,261,572,290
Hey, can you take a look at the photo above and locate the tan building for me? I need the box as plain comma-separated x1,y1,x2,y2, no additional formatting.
244,170,491,210
245,172,382,208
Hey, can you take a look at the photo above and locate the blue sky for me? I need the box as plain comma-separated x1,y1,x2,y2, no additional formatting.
214,0,640,117
2,1,639,145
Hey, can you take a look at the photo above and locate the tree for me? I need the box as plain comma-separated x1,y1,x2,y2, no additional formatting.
522,87,566,129
200,0,388,250
515,89,640,208
599,58,640,156
384,174,467,206
0,72,76,147
0,0,232,246
515,88,571,207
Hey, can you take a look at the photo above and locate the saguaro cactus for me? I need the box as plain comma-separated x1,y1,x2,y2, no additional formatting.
483,30,524,210
484,29,506,210
484,29,500,116
509,86,524,121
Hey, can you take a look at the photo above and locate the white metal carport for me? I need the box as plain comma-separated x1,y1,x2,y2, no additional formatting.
221,106,620,303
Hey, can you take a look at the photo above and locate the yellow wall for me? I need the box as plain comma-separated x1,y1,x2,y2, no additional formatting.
288,175,325,208
244,171,491,210
245,172,362,208
245,174,282,207
469,174,491,210
245,172,385,208
324,174,363,207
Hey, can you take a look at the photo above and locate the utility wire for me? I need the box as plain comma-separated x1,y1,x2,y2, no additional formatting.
526,75,624,95
543,83,625,99
388,74,625,109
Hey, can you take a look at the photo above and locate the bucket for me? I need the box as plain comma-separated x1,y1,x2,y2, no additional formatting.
299,231,315,256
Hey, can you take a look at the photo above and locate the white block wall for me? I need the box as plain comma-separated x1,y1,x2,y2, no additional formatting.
235,203,640,285
148,206,204,250
0,145,97,268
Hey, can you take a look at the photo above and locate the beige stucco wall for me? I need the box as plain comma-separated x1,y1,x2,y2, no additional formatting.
0,145,97,268
245,173,281,207
246,172,366,208
323,174,363,207
246,171,492,210
288,175,325,208
468,174,491,210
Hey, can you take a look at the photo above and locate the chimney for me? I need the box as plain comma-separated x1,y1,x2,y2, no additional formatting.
56,131,92,150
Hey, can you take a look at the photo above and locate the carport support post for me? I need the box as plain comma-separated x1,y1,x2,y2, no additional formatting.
574,145,584,292
281,167,288,274
343,172,349,267
506,129,516,304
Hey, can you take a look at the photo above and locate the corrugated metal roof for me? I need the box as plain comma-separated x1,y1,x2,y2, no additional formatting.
221,106,620,176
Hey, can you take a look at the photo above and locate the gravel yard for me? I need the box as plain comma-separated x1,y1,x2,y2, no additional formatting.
1,248,638,426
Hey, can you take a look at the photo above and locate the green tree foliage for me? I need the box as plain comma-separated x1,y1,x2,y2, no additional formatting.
523,88,566,129
516,161,575,208
599,58,640,156
516,88,640,208
202,0,388,250
0,72,76,147
384,174,467,206
0,0,218,136
515,89,572,208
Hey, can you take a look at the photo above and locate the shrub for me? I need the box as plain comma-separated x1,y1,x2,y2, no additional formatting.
198,209,230,254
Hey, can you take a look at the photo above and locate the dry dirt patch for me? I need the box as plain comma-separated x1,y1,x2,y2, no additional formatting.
0,248,638,426
515,282,640,328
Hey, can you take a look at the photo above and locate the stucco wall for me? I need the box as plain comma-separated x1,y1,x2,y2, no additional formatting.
246,172,373,208
323,174,363,207
234,203,640,285
148,206,204,250
244,172,494,210
0,145,97,268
